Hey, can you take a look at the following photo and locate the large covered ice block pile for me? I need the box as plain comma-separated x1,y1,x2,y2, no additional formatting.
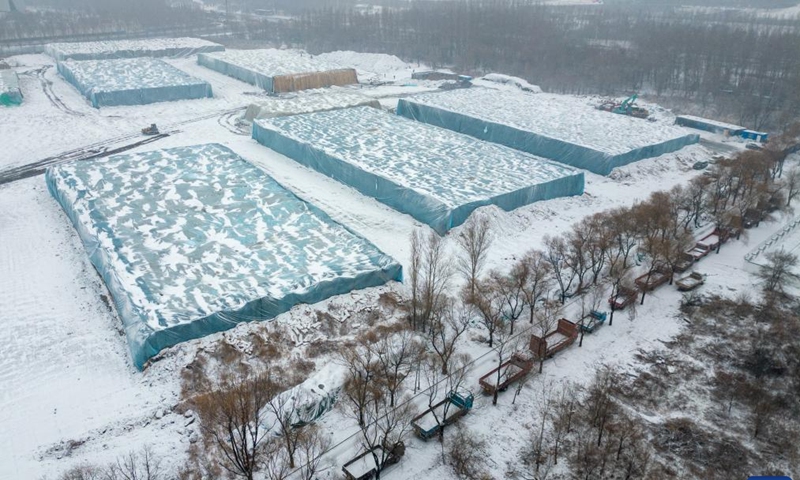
57,58,213,108
45,144,402,370
198,49,358,93
244,87,380,122
0,69,23,106
44,37,224,61
397,89,700,176
253,107,584,234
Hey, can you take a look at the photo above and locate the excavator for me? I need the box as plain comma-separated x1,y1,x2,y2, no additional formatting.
597,94,649,119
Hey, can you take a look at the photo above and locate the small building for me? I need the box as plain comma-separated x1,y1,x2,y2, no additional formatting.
741,130,769,143
675,115,746,136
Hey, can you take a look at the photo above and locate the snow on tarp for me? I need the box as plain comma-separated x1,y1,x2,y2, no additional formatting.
481,73,542,93
243,87,380,122
197,49,358,93
45,144,402,370
0,69,22,106
675,115,746,134
57,58,213,108
396,88,700,176
44,37,224,61
253,106,584,235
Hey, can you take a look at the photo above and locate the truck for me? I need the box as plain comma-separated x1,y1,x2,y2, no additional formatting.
685,230,723,261
478,351,535,395
342,442,406,480
608,286,638,310
411,391,474,440
635,268,671,291
580,310,607,334
675,272,704,291
530,318,579,359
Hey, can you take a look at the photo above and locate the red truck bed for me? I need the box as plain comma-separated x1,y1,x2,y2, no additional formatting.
530,318,578,359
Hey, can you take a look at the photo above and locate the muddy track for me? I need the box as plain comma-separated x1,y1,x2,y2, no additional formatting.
36,66,85,117
0,108,243,186
0,134,171,186
217,109,249,136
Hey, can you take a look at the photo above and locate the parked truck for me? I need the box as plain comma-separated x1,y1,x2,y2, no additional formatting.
530,318,579,360
685,229,723,261
580,310,607,334
675,272,705,291
478,351,535,395
635,268,671,291
342,442,406,480
411,391,474,440
608,286,638,310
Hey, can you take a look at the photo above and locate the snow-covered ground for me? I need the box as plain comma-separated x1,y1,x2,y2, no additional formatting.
0,46,767,479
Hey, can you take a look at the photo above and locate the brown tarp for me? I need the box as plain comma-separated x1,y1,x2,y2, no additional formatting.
272,68,358,93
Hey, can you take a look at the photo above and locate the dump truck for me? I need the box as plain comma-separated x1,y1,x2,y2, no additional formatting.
635,268,671,292
685,230,722,261
676,272,704,291
342,442,405,480
530,318,579,360
580,310,607,334
608,286,638,310
411,391,474,441
478,351,535,395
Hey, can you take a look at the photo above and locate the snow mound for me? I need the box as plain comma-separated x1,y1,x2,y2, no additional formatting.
481,73,543,93
316,51,410,76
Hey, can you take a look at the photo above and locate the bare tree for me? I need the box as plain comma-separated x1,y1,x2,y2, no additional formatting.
416,230,455,332
357,391,417,480
296,425,331,480
473,276,506,348
756,250,799,294
487,325,524,406
194,372,276,480
338,337,380,428
516,250,552,325
372,329,425,406
263,386,303,469
532,301,562,374
544,235,576,304
456,215,493,302
429,302,471,374
422,352,472,443
492,269,526,335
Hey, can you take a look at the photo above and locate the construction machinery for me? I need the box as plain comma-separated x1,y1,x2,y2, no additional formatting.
141,123,159,135
597,94,649,119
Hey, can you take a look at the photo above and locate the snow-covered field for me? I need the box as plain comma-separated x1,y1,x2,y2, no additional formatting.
0,45,767,479
58,58,213,108
44,37,224,62
254,106,584,233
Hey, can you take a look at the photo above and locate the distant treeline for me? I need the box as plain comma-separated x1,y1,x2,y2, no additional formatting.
249,2,800,130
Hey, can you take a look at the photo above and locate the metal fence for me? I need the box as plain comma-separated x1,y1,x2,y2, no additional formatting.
744,214,800,265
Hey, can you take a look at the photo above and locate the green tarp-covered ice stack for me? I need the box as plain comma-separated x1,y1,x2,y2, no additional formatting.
397,88,700,176
58,58,213,108
0,70,22,106
253,106,585,234
46,144,402,369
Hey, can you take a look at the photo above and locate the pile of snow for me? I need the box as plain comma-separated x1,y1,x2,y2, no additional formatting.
316,51,411,77
481,73,543,93
44,37,224,61
243,87,380,122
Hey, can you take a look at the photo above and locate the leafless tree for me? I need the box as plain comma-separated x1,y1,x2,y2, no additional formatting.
456,215,493,302
473,276,506,348
371,329,425,406
544,235,576,304
487,325,525,406
492,269,526,335
410,230,454,332
357,391,417,480
194,372,276,480
429,302,471,374
338,336,380,428
422,352,472,443
756,250,799,294
532,301,562,374
296,425,331,480
516,250,552,325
